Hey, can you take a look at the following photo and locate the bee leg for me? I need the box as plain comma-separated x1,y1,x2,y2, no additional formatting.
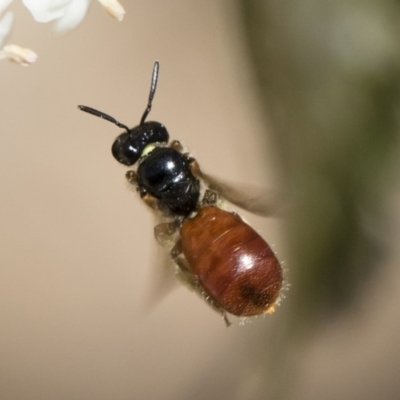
222,314,232,327
170,240,191,273
170,140,184,152
125,170,137,185
187,157,202,179
170,239,198,282
141,193,159,210
154,221,179,247
171,240,232,326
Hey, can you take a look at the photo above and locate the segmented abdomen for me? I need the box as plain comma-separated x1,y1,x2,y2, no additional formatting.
180,206,282,316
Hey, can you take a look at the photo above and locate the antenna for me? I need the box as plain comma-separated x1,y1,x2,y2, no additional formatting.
78,105,130,133
78,61,160,131
140,61,159,126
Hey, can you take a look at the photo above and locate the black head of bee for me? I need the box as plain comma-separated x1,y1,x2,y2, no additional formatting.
111,121,169,166
78,61,169,166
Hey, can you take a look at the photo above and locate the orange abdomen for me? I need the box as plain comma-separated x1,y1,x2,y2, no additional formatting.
180,206,283,317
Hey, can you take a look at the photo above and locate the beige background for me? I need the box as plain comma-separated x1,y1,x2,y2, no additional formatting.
1,2,400,400
0,2,284,399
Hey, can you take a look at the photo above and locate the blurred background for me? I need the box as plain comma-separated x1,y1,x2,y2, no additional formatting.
1,1,400,399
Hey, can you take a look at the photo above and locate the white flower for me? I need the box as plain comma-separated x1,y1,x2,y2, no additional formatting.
0,44,37,66
98,0,125,21
0,10,13,48
23,0,125,33
0,0,125,66
22,0,90,32
0,1,37,65
0,0,13,15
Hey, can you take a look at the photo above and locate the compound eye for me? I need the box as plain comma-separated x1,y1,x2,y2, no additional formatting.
111,133,141,166
142,121,169,143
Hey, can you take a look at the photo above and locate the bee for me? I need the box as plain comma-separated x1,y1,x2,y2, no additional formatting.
78,61,283,324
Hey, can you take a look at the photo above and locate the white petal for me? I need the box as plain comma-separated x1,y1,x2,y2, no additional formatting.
0,0,13,15
22,0,71,23
53,0,90,33
98,0,125,21
0,10,13,48
0,44,38,66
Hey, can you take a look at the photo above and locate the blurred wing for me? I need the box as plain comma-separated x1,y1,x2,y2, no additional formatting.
144,244,180,310
142,213,180,311
201,172,284,217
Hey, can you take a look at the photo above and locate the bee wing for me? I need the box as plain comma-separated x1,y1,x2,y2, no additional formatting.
201,172,285,217
144,244,180,310
143,213,181,311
